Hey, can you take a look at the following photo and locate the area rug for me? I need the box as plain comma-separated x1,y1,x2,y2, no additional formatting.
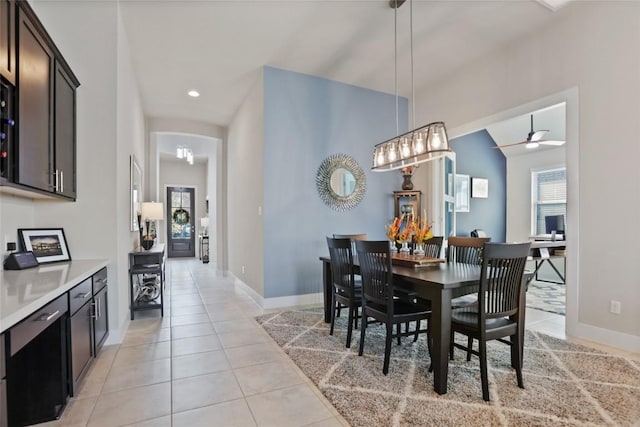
257,308,640,427
526,280,566,316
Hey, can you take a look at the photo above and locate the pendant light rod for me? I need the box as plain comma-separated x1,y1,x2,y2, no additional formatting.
394,3,399,136
410,0,415,130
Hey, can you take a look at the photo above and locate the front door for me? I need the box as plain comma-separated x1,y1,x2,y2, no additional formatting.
167,186,195,258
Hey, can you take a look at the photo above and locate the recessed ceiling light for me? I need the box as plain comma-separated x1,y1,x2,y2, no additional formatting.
188,90,200,98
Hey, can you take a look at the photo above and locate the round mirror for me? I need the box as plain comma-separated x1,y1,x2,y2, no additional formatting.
316,154,366,211
330,168,356,197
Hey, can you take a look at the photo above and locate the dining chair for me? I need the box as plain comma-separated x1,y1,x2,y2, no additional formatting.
450,241,531,401
332,234,366,318
423,236,444,258
355,240,432,375
326,237,362,348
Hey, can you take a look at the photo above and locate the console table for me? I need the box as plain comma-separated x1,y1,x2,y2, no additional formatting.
529,240,566,284
129,243,165,319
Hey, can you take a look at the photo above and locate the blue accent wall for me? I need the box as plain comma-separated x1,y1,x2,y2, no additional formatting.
451,130,506,242
263,66,407,299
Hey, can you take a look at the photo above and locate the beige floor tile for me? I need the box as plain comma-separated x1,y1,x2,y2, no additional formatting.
213,318,261,334
172,334,222,357
123,416,172,426
234,361,306,396
170,312,211,327
171,322,215,340
127,317,171,332
208,309,247,322
171,304,206,317
217,327,272,348
111,341,171,368
87,382,171,427
121,327,171,347
172,371,244,413
172,349,231,379
172,399,257,427
225,342,289,369
102,358,171,393
170,294,204,306
246,384,334,427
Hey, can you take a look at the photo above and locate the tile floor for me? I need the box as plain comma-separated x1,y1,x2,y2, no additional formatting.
42,258,626,427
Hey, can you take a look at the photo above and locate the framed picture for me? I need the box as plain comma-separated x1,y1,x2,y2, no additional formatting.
471,177,489,198
18,228,71,264
454,174,470,212
130,155,143,232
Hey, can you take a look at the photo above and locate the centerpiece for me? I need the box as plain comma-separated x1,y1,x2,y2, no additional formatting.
412,212,433,257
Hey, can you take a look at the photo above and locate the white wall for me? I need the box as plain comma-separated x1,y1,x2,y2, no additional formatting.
226,72,264,298
506,147,566,242
413,2,640,351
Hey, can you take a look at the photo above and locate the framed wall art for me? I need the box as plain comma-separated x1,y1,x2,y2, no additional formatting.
471,177,489,198
18,228,71,264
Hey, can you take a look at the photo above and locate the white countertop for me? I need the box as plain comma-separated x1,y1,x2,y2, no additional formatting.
0,259,109,333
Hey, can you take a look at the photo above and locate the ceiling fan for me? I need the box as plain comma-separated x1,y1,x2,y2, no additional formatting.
494,114,566,149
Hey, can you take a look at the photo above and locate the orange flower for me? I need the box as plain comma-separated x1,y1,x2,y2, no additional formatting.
413,217,433,243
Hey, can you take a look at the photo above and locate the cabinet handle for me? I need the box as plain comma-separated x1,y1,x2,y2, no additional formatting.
60,170,64,193
91,302,97,319
75,291,92,299
36,310,59,322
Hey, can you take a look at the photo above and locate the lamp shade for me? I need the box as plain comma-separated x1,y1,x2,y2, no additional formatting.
141,202,165,221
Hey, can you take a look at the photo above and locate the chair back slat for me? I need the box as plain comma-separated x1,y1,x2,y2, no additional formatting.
355,240,393,309
447,236,492,265
479,243,530,320
333,233,367,254
423,236,444,258
326,237,356,296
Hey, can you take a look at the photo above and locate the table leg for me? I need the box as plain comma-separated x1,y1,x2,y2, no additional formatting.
431,289,452,395
322,260,332,323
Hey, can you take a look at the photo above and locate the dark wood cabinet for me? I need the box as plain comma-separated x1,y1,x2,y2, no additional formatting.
2,1,79,200
0,0,16,85
93,285,108,353
16,6,52,193
393,190,421,219
54,61,76,199
69,296,92,396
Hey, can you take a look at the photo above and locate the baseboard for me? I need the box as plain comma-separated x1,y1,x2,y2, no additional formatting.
103,316,131,346
230,273,324,310
572,322,640,354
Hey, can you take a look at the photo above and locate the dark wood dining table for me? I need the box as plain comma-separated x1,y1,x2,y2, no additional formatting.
320,255,482,395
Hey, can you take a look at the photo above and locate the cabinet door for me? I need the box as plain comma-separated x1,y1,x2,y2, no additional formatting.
0,0,16,84
54,61,76,199
16,7,53,192
93,286,108,354
69,302,92,396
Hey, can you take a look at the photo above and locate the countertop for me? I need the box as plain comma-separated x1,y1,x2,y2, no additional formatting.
0,259,108,333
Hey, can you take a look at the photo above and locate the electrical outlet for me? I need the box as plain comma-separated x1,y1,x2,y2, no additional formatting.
610,300,621,315
6,242,16,251
242,266,245,274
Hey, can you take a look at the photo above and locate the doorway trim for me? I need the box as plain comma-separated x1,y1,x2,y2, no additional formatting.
447,87,579,340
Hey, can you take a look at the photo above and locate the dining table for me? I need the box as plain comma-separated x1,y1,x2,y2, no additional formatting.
319,255,482,395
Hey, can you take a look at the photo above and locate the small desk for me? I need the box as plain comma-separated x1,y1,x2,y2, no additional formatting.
529,240,566,284
129,243,165,319
320,256,481,395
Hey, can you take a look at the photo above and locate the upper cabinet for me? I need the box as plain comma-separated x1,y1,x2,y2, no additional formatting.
1,1,79,200
0,0,16,85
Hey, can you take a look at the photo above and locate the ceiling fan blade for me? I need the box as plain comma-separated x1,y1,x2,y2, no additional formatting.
539,140,566,146
530,129,549,142
492,140,527,149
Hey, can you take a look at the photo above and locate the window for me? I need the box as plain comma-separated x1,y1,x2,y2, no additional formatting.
532,168,566,235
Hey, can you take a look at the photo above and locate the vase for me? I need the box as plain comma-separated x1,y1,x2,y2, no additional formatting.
402,174,414,190
389,241,398,253
399,241,410,255
414,243,425,257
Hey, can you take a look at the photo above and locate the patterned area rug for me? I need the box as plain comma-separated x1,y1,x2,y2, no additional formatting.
526,280,566,316
257,308,640,427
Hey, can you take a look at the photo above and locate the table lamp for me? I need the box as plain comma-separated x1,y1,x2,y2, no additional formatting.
200,217,209,236
141,202,164,250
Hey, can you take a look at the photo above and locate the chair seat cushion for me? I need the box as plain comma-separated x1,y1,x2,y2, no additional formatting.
451,308,515,330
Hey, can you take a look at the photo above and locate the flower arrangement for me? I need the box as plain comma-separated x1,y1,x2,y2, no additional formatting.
386,216,403,242
396,218,415,244
413,217,433,244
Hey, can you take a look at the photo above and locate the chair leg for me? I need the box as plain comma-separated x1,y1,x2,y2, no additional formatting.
479,339,490,401
358,312,367,356
329,293,336,336
353,307,359,329
413,320,420,342
383,323,393,375
346,306,354,348
466,336,473,361
450,331,455,360
396,323,401,345
512,333,524,389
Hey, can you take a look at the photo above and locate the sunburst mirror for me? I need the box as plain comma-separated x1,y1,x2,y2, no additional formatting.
316,154,366,211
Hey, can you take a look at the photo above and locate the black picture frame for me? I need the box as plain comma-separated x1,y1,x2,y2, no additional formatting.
18,228,71,264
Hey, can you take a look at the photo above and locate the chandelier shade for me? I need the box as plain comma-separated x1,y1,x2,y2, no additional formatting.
372,121,450,171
